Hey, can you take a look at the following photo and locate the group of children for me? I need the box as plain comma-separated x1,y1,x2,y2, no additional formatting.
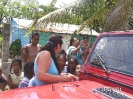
57,50,82,76
0,59,34,91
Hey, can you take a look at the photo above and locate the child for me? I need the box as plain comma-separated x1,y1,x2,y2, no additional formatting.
57,54,66,73
82,45,89,61
19,62,34,88
81,36,90,62
67,57,78,75
75,65,81,76
0,67,7,91
8,59,24,89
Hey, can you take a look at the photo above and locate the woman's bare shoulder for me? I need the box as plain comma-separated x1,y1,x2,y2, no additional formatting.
37,51,51,63
39,51,51,57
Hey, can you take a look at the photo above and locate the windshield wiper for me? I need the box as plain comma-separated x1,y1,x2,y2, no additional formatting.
94,50,109,74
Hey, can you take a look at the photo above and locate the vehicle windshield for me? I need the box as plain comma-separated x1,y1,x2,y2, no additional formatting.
89,34,133,75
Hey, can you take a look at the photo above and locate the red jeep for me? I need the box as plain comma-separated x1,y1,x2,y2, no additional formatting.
0,31,133,99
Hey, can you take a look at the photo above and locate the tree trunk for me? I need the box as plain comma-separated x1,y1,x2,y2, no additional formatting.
2,23,10,62
1,23,11,78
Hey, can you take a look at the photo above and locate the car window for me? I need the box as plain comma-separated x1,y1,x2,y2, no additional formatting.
89,34,133,75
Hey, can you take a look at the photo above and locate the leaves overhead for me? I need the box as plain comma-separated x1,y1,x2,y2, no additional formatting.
0,0,58,35
30,0,119,33
0,0,41,25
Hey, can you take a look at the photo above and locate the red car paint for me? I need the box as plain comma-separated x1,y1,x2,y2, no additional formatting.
0,80,112,99
0,31,133,99
79,31,133,95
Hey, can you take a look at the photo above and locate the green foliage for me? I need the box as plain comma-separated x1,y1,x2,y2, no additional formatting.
0,34,3,42
25,4,58,37
0,0,41,25
32,0,130,34
8,0,41,19
39,5,57,15
104,0,133,32
9,39,21,56
0,0,58,36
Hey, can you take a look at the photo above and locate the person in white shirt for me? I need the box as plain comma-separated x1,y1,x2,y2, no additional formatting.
66,38,83,64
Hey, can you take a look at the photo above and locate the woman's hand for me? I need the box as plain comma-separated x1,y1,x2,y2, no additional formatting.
68,74,79,81
62,73,79,82
80,40,84,46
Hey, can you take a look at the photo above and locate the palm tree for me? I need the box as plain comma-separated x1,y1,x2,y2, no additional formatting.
104,0,133,31
27,0,133,34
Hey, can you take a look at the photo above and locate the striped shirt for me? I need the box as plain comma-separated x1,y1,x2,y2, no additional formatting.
18,77,29,88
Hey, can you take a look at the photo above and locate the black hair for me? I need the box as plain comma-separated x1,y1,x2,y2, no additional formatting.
59,36,63,39
39,35,63,74
68,57,78,66
69,38,74,46
24,62,34,77
67,57,78,74
83,36,88,40
29,32,40,43
10,59,22,73
58,50,67,56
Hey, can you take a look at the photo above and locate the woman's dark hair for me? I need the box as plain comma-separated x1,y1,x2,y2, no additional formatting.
10,59,22,73
83,36,88,40
29,32,40,43
39,35,63,74
69,38,74,46
24,62,34,77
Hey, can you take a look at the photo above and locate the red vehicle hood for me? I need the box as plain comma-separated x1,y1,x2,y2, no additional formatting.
0,80,133,99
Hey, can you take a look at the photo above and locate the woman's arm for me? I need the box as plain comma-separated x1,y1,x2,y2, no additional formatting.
71,41,83,54
37,51,77,83
7,74,18,89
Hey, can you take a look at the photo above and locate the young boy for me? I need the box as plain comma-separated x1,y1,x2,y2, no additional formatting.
19,62,34,88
